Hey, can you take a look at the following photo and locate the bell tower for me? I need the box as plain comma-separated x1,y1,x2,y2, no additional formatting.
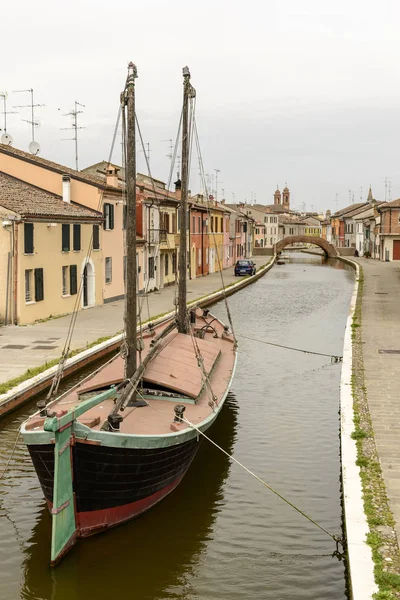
274,187,281,205
282,186,290,210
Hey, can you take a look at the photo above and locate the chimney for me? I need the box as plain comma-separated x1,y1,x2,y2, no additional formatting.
174,178,182,200
62,175,71,203
326,209,331,218
106,165,119,188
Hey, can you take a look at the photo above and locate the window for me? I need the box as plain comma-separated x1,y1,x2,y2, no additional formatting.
148,256,155,279
73,224,81,251
165,254,169,276
24,223,34,254
34,268,44,302
211,216,214,232
62,224,70,252
198,248,201,266
206,248,209,265
172,251,177,274
62,266,69,295
198,216,201,232
221,217,223,232
192,216,196,233
104,203,114,230
25,269,33,302
93,225,100,250
70,265,78,295
105,257,112,283
398,214,400,226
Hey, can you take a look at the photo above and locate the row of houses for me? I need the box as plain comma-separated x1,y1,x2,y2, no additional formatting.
321,187,400,261
0,145,257,325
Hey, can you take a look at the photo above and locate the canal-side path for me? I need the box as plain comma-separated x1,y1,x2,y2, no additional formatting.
0,256,269,390
353,258,400,542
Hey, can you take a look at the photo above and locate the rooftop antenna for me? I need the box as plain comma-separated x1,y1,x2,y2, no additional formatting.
13,88,45,147
0,92,18,138
352,192,355,204
0,92,18,144
360,186,363,201
161,138,173,164
389,180,392,201
140,141,150,164
61,101,85,170
214,168,220,200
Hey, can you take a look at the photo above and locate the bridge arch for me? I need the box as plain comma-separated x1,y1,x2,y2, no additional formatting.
274,235,338,258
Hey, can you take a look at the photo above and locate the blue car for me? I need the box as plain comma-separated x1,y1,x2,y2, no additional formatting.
234,259,256,276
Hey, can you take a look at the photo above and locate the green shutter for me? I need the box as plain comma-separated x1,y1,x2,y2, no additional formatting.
34,268,44,302
109,204,114,230
24,223,34,254
93,225,100,249
62,224,70,252
70,265,77,295
73,224,81,251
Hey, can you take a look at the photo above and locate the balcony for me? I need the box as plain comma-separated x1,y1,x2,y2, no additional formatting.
149,229,167,244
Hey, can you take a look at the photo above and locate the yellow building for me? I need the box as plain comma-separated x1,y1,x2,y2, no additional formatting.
208,203,225,273
0,172,104,325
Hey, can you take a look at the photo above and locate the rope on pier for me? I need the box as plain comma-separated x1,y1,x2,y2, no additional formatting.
238,334,342,362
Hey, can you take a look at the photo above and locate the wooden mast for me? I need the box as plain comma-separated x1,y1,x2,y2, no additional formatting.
178,66,195,334
124,62,138,379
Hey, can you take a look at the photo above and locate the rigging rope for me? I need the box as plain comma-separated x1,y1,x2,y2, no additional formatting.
0,431,20,480
45,106,123,401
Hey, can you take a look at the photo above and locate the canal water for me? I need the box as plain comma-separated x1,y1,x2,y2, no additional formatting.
0,253,354,600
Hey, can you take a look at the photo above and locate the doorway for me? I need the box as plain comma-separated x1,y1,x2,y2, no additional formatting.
82,260,95,307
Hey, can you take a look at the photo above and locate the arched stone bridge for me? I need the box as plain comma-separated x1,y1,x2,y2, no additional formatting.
274,235,338,258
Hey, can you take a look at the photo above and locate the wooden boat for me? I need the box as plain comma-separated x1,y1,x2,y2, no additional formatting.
21,64,237,565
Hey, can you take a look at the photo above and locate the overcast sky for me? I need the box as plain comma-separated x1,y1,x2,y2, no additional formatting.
2,0,400,212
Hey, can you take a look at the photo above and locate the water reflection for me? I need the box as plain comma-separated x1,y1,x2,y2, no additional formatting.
19,395,238,600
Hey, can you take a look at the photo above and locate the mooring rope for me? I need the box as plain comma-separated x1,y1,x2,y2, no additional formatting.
180,415,344,548
0,431,20,480
238,334,342,362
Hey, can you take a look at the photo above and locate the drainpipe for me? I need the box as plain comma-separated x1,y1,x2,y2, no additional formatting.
13,222,18,325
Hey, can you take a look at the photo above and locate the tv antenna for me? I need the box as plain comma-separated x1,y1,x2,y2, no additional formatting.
61,101,85,170
214,169,220,200
139,141,150,165
161,139,173,163
13,88,45,144
0,92,18,144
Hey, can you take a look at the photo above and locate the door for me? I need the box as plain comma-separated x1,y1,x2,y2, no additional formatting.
393,240,400,260
83,265,88,307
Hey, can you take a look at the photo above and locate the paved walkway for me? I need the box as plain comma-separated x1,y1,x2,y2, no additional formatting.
0,257,268,385
353,257,400,539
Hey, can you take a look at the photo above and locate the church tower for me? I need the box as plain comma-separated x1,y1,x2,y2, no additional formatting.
282,186,290,210
274,187,281,205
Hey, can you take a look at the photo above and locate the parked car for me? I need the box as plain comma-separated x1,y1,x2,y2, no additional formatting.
234,259,256,276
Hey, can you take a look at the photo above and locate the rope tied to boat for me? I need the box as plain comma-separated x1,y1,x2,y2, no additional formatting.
238,334,343,362
179,414,345,552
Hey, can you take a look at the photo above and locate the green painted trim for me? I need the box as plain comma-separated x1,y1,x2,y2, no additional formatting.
51,423,77,564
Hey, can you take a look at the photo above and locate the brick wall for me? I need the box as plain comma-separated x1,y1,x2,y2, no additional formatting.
381,208,400,234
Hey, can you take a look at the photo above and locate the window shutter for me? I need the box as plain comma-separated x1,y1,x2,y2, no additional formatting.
70,265,78,295
103,204,108,230
24,223,34,254
109,204,114,230
93,224,100,249
34,268,44,302
73,224,81,251
62,224,70,251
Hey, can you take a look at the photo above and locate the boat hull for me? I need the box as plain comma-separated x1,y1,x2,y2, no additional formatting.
28,436,200,537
